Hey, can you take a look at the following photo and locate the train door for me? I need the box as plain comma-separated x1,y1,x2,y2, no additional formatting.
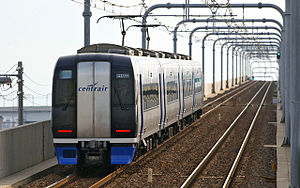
77,62,111,138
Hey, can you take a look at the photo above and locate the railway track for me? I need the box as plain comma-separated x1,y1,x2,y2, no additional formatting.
36,81,262,188
46,174,75,188
180,82,272,188
89,81,262,187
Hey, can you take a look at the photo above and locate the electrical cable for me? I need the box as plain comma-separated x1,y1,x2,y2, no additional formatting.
71,0,143,24
0,90,17,97
23,96,44,106
0,90,18,101
23,84,48,96
23,73,50,86
4,64,17,74
98,0,143,9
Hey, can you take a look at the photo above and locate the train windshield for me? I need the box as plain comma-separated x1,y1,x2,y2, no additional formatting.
54,70,75,107
52,69,76,138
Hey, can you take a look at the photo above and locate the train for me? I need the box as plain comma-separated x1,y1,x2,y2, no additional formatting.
52,43,204,166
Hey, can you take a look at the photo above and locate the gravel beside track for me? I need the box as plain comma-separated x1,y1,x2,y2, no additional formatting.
22,166,74,188
101,82,264,187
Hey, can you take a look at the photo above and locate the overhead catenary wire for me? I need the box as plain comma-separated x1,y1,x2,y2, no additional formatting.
71,0,190,40
0,90,17,97
4,64,17,74
78,0,265,46
0,90,18,101
0,96,18,101
23,96,44,106
98,0,143,9
23,72,50,87
23,84,49,96
73,0,277,57
71,0,143,24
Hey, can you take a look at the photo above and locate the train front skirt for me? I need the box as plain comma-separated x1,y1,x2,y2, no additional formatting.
55,147,78,165
55,146,136,165
110,146,136,164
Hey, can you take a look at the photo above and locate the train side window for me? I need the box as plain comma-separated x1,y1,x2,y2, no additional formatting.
143,83,159,110
184,79,193,97
167,81,178,103
194,78,201,93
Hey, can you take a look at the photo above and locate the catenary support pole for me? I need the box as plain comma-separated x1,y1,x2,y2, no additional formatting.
290,0,300,186
17,61,23,126
242,51,247,82
280,27,286,122
235,48,239,85
240,51,244,83
83,0,92,47
283,0,291,146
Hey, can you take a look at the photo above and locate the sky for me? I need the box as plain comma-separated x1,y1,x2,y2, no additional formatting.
0,0,284,107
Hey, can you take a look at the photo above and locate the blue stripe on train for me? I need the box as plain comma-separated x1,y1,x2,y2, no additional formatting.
159,73,163,129
55,147,77,165
139,74,144,141
111,146,136,164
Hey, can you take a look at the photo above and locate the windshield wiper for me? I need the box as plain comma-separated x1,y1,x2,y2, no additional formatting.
62,93,75,111
114,84,128,110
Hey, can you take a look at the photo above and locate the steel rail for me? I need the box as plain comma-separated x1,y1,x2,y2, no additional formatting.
89,168,123,188
180,81,268,188
222,82,272,188
46,174,75,188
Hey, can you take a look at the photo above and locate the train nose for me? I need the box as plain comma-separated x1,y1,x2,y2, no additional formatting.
77,62,111,138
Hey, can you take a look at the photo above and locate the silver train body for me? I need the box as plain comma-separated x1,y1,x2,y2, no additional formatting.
52,44,203,165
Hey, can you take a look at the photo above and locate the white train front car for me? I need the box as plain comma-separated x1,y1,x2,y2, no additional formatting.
52,44,203,166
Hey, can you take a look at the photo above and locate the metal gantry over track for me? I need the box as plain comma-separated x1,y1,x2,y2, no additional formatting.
81,0,300,186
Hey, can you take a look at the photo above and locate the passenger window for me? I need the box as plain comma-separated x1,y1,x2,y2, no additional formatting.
167,81,178,103
184,79,193,97
143,83,159,110
195,78,201,93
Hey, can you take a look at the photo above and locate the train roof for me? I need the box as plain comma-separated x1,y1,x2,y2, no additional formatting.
77,43,191,60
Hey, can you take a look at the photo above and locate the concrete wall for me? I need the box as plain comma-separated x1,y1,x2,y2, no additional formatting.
0,120,54,179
